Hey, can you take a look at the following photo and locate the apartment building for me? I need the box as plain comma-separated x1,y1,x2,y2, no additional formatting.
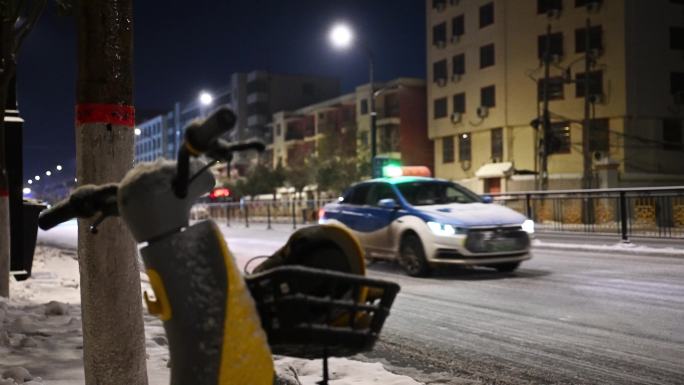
270,78,433,175
134,71,339,170
427,0,684,193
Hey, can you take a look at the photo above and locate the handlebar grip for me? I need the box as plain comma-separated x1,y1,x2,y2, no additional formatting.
184,107,236,152
38,199,77,230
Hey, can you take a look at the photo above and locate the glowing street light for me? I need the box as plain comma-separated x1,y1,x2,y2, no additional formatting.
45,171,52,176
28,180,32,185
134,128,141,136
22,187,31,195
329,23,354,49
328,21,378,172
56,165,63,171
35,175,40,181
199,91,213,106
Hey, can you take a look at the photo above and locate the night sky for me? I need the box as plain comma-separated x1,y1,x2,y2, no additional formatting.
18,0,426,184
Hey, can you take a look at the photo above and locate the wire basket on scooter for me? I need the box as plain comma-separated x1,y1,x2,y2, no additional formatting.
246,266,400,359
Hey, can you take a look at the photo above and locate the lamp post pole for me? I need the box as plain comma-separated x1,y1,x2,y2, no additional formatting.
367,50,377,161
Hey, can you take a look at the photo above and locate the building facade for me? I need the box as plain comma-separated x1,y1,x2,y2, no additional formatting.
428,0,684,193
134,70,340,170
270,78,433,175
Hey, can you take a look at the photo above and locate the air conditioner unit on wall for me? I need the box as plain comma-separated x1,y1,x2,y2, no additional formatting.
452,73,462,82
588,48,603,58
460,160,471,171
435,40,446,49
586,1,601,13
451,34,461,44
546,8,561,19
589,94,605,104
435,2,446,12
551,54,562,64
451,112,462,123
436,78,447,87
449,0,460,5
477,106,489,118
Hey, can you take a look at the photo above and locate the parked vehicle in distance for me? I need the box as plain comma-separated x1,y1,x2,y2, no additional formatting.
319,177,534,277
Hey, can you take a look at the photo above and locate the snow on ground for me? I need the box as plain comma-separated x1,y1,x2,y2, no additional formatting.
1,242,422,385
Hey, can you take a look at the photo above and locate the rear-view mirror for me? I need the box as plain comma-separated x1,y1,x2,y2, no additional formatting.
481,195,493,203
378,198,399,209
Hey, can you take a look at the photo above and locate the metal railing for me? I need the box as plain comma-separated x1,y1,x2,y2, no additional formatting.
489,186,684,241
192,199,336,230
192,187,684,241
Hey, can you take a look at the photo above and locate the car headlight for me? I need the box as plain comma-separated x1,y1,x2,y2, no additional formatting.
521,219,535,234
427,221,457,236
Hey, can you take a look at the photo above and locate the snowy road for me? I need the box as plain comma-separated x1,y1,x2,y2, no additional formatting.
37,222,684,384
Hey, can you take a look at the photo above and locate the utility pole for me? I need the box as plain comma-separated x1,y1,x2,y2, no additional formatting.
581,18,593,190
540,24,552,191
76,1,148,384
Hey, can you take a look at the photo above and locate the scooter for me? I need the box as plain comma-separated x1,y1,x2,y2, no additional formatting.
38,106,400,385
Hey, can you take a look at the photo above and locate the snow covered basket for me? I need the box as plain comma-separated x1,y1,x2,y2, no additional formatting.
246,266,400,359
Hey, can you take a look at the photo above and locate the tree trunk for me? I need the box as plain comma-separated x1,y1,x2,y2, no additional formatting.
76,2,148,384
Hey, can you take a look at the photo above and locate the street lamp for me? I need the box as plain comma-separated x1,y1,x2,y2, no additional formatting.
34,175,40,181
328,22,377,167
198,91,214,118
45,171,51,176
56,165,62,171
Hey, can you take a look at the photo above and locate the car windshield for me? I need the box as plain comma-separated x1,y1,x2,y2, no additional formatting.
395,181,480,206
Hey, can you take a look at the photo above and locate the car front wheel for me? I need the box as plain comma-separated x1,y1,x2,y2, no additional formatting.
399,233,431,277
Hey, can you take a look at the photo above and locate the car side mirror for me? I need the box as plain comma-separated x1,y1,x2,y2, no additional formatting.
481,195,493,204
378,198,400,209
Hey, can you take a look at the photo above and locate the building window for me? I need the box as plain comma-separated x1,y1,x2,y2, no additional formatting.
671,27,684,50
575,25,603,53
589,118,609,152
576,71,603,98
453,93,466,113
663,119,683,151
434,97,448,119
459,133,471,162
452,54,465,76
491,128,503,160
275,124,281,137
672,72,684,95
479,3,494,28
443,136,455,163
538,32,564,59
433,0,447,10
452,15,465,39
433,59,448,84
481,85,496,107
549,122,572,154
360,99,368,115
538,0,562,14
538,77,565,101
433,22,447,47
575,0,602,7
480,43,495,68
379,124,401,153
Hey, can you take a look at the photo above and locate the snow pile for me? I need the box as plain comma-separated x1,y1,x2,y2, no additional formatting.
1,246,422,385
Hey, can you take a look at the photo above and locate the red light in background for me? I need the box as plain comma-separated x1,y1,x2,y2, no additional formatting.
209,187,231,200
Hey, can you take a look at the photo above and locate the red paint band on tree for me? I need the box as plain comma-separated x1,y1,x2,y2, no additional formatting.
0,188,9,197
76,104,135,127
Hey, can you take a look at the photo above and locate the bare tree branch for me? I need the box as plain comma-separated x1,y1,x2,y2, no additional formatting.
14,0,47,54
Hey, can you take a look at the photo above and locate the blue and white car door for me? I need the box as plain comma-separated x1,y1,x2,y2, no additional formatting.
363,183,400,253
334,184,373,244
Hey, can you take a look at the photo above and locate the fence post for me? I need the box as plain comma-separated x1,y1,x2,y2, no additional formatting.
525,193,532,219
245,203,249,228
267,202,272,230
620,191,628,242
225,204,230,227
292,200,297,230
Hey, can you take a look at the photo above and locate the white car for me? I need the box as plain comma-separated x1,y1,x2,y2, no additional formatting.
319,177,533,276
